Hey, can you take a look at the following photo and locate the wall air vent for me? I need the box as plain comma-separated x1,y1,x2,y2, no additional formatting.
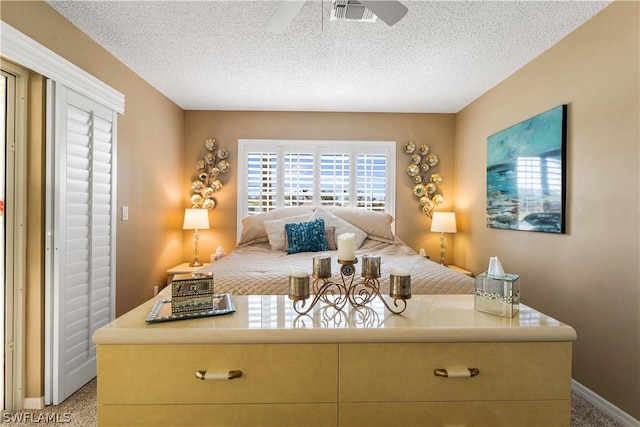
331,0,378,23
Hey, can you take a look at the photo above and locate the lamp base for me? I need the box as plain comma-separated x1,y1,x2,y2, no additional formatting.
189,229,203,268
439,232,446,265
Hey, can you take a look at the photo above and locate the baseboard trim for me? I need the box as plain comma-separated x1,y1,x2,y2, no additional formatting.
571,379,639,427
23,396,44,410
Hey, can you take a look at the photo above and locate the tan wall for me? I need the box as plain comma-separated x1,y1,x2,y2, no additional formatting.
455,2,639,418
1,1,185,398
183,111,457,261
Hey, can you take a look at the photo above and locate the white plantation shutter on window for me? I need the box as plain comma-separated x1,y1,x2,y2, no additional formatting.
238,140,395,238
284,153,314,207
247,152,278,214
357,153,387,211
49,85,116,404
320,153,350,207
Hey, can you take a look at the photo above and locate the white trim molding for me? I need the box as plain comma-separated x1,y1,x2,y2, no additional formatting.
0,21,125,114
572,379,640,427
22,397,44,411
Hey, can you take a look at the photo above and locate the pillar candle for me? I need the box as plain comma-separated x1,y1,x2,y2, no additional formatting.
337,233,356,261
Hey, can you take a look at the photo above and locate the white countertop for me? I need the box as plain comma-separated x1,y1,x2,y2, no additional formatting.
93,294,576,345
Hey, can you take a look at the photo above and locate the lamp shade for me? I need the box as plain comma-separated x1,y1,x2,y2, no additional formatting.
431,212,457,233
183,208,210,230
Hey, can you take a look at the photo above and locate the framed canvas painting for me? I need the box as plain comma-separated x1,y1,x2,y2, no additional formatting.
486,105,567,233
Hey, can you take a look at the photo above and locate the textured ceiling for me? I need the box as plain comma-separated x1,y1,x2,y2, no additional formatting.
46,0,611,113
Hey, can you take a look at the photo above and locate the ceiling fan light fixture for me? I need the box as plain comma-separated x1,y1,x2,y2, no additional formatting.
331,0,377,23
358,0,408,26
265,0,407,32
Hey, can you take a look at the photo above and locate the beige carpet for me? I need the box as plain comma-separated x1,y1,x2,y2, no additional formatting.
0,378,625,426
1,379,96,427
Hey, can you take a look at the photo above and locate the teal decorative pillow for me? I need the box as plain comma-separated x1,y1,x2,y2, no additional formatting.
284,226,336,252
285,219,329,255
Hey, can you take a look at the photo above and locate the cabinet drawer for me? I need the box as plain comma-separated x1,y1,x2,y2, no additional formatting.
98,344,337,404
339,342,571,402
339,401,569,427
99,403,337,427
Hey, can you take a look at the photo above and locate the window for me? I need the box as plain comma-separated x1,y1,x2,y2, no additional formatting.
238,139,396,227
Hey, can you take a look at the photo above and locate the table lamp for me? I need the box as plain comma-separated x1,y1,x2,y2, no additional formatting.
183,208,210,267
430,212,457,265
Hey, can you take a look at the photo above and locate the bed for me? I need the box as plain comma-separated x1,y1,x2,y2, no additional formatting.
195,206,475,296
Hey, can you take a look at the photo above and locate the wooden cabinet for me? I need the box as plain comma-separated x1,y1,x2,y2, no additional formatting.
94,295,576,426
98,341,571,426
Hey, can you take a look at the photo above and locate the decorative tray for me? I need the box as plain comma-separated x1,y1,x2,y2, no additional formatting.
146,293,235,323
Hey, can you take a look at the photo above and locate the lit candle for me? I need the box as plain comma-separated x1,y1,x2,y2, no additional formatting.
337,233,356,261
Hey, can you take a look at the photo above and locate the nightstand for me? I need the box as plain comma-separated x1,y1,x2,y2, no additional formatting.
167,262,210,286
447,265,472,276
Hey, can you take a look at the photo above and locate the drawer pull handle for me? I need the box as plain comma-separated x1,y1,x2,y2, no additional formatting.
195,370,243,380
434,368,479,378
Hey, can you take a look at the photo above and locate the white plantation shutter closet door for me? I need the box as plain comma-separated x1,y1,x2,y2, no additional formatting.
47,82,116,404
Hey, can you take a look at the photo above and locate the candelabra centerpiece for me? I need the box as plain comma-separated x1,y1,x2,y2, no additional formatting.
288,254,411,315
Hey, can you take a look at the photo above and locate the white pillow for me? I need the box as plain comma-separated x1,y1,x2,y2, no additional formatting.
238,207,313,246
312,207,367,249
323,207,394,243
263,213,314,251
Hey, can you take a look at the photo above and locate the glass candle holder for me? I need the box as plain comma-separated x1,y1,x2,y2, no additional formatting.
362,255,381,278
390,274,411,300
312,255,332,278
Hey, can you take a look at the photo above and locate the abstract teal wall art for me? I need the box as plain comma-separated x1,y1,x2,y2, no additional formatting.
487,105,567,233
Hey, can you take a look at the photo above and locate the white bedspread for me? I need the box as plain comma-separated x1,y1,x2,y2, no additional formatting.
197,238,474,295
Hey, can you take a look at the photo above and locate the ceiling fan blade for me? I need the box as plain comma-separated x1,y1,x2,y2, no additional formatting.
358,0,408,26
264,1,307,33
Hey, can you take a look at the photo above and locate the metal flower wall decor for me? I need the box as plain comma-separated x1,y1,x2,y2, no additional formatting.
403,140,444,217
190,137,231,209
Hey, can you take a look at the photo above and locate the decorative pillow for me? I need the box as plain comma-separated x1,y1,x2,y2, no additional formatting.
285,226,336,252
312,207,367,249
263,213,314,251
238,207,313,246
323,206,395,243
285,219,329,255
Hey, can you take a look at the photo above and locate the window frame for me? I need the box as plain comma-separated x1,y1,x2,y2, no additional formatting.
237,139,396,239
